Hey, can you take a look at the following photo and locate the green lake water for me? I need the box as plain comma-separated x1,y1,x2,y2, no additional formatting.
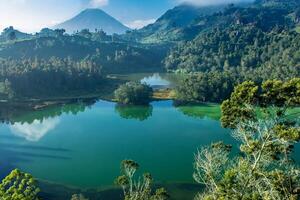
0,100,234,189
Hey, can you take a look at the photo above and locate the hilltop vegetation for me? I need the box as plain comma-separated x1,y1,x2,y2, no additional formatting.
164,0,300,103
0,33,166,74
165,3,300,73
122,4,227,43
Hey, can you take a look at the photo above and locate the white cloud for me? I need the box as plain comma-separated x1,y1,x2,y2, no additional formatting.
89,0,109,8
10,118,60,142
177,0,253,6
126,19,156,29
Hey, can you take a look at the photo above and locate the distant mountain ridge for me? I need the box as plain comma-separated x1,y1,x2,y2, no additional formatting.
54,9,130,34
122,4,236,43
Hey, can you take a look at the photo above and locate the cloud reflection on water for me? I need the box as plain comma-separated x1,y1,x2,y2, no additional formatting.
9,118,60,142
141,73,170,87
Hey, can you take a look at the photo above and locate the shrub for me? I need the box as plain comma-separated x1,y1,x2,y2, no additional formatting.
114,82,153,105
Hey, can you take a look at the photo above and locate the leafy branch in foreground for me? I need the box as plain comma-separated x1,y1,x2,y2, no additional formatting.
71,194,89,200
115,160,169,200
194,79,300,200
0,169,40,200
221,78,300,128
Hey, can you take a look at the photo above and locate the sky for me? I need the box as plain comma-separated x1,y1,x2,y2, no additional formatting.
0,0,253,33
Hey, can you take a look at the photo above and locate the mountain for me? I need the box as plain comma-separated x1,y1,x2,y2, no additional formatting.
142,5,225,32
54,9,130,35
164,0,300,75
122,3,247,43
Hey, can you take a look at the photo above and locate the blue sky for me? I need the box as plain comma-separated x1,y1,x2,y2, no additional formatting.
0,0,176,32
0,0,252,32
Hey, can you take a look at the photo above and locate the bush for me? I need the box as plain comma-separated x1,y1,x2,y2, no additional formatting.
0,169,40,200
114,82,153,105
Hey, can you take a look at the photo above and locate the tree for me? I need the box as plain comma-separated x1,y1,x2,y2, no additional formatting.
8,31,16,41
71,194,89,200
194,79,300,200
115,160,170,200
78,29,92,39
175,71,237,103
0,169,40,200
114,82,153,105
54,29,66,37
221,78,300,128
92,29,108,41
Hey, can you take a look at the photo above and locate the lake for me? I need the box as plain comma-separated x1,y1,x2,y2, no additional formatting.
0,99,235,199
0,73,298,199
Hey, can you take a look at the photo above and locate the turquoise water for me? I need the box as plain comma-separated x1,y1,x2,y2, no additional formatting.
0,100,233,189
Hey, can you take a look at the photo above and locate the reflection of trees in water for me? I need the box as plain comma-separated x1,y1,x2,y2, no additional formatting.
0,99,96,124
115,104,153,121
173,101,221,121
0,100,90,179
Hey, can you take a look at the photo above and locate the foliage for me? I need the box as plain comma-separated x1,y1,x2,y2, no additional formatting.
175,71,239,103
164,0,300,72
115,160,170,200
221,78,300,128
0,34,166,74
0,57,103,98
194,78,300,200
164,1,300,103
70,194,89,200
0,26,32,43
0,169,40,200
122,4,226,43
114,82,153,105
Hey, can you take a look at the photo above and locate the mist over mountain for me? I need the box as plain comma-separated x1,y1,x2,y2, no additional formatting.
53,8,131,34
122,4,228,43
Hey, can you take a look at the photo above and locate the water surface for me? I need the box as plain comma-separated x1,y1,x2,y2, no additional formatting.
0,100,232,189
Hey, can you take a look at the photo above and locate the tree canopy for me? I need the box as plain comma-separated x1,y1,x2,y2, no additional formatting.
194,78,300,200
114,82,153,105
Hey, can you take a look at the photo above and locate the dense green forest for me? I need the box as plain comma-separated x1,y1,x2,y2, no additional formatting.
0,33,167,74
0,0,299,103
164,0,300,102
0,57,104,98
0,29,166,99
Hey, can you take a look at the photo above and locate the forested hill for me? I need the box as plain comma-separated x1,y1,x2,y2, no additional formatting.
165,0,300,75
121,4,228,43
169,0,300,103
0,34,167,74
